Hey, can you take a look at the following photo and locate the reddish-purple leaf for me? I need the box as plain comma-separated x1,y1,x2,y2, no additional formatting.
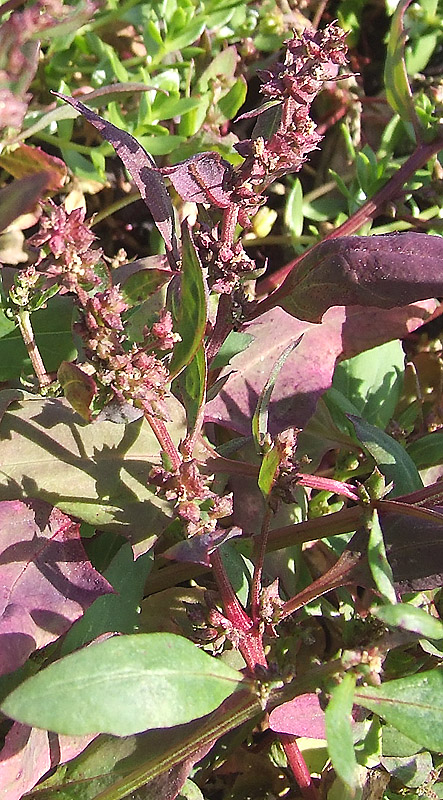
278,233,443,322
0,722,95,800
269,694,326,738
0,172,51,234
162,152,233,208
53,93,179,266
0,143,67,190
205,301,436,435
0,499,113,675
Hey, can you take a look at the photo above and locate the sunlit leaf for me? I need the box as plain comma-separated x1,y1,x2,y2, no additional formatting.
355,669,443,752
1,633,244,735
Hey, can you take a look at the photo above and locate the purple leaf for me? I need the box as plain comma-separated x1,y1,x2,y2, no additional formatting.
53,93,179,266
269,694,326,738
278,233,443,322
0,499,113,675
162,152,233,208
0,723,95,800
205,301,436,435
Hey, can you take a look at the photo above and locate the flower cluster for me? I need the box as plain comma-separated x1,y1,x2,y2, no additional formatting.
150,459,233,535
29,202,177,418
233,24,348,188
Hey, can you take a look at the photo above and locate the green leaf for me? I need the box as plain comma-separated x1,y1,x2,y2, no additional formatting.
326,674,360,792
0,296,76,381
348,415,423,496
355,669,443,752
384,0,420,137
169,223,208,378
406,431,443,469
218,76,247,121
285,178,304,239
61,544,153,655
372,603,443,640
258,445,281,498
177,343,207,435
1,633,244,736
0,394,185,550
210,331,254,370
366,508,397,604
252,338,302,448
333,341,404,429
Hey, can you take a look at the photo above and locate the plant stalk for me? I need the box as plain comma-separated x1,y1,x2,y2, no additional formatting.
16,309,51,388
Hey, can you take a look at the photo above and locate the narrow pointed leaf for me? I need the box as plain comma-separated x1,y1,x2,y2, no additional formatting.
355,669,443,752
279,233,443,322
366,508,397,604
53,93,179,266
169,222,208,378
325,674,359,791
252,338,302,448
385,0,420,135
1,633,244,736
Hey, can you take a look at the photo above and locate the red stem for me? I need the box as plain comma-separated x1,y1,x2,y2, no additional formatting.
280,735,321,800
250,506,273,624
143,408,182,472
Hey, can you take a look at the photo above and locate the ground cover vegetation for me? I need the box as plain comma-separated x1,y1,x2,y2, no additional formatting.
0,0,442,797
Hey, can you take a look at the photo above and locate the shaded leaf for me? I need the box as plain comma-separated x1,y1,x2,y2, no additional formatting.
1,633,244,736
0,722,95,800
355,668,443,752
0,173,51,234
53,93,179,266
0,394,185,553
269,693,326,738
0,499,112,676
350,506,443,592
169,222,208,378
348,415,422,495
278,233,443,322
58,361,97,422
406,431,443,469
0,143,67,190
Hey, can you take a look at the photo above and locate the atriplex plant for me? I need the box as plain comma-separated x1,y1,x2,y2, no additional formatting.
0,0,443,799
